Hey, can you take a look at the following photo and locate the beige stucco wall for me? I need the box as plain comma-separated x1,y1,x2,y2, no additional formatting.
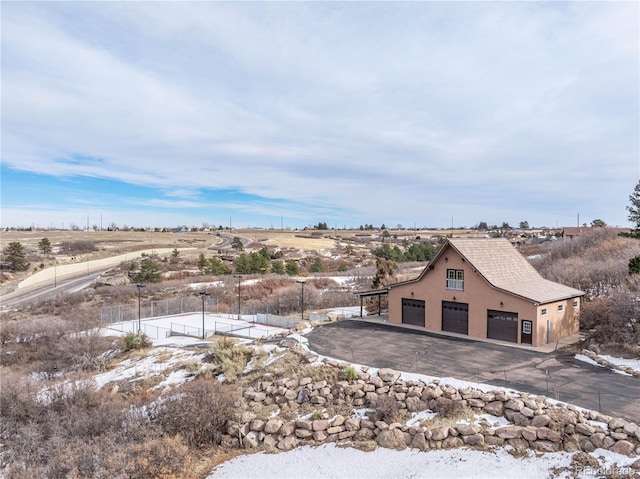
388,244,580,347
535,297,580,345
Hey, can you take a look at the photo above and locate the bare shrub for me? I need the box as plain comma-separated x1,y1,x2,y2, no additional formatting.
432,397,466,418
370,394,401,423
59,240,97,254
155,379,237,448
530,230,640,296
207,336,254,381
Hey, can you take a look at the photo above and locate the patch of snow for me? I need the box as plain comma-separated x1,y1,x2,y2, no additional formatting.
476,413,511,428
599,355,640,373
587,420,609,431
269,408,281,418
589,448,638,469
406,410,437,426
352,408,375,419
574,354,603,368
208,443,581,479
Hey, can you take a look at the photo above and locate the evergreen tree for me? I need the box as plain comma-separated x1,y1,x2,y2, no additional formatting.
285,260,300,276
231,236,244,251
630,255,640,276
206,256,231,275
37,238,52,255
627,180,640,237
3,242,30,271
372,257,397,288
197,252,207,273
309,257,324,273
271,259,285,275
134,258,162,282
234,253,252,274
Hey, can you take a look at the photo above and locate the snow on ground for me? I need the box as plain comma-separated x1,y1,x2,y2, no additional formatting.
575,353,640,375
103,312,287,341
92,346,206,390
574,354,602,368
599,354,640,373
208,443,638,479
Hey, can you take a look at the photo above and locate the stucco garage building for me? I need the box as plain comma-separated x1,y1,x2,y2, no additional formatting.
387,238,584,347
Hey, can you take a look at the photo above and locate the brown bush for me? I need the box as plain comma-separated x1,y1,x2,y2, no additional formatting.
370,394,401,423
155,379,238,448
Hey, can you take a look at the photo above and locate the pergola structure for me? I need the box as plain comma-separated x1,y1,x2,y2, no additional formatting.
355,288,389,317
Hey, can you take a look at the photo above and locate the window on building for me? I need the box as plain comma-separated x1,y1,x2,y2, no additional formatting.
541,308,547,316
558,304,564,312
573,300,579,308
446,269,464,290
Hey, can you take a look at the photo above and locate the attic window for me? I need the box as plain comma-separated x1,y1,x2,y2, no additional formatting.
558,304,564,312
446,269,464,291
541,308,548,316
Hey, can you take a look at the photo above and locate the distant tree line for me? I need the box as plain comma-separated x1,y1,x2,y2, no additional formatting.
372,242,437,263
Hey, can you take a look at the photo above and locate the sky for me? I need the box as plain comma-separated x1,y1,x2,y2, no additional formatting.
1,1,638,231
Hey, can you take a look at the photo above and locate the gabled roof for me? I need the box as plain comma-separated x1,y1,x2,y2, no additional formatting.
391,238,584,304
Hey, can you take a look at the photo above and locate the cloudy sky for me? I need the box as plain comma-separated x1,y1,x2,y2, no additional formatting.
1,1,638,230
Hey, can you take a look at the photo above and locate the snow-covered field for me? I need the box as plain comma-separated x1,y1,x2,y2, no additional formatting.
208,443,637,479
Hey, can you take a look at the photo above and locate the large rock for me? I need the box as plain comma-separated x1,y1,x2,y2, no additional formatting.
295,429,314,439
243,431,260,448
496,426,522,440
378,368,401,382
456,424,481,436
250,419,265,432
532,440,559,453
590,432,606,448
332,415,346,427
536,427,562,443
505,399,524,411
563,437,581,453
575,423,595,436
483,401,504,416
431,426,449,441
280,421,295,436
312,420,330,431
313,430,328,442
462,434,484,446
610,440,635,456
443,436,464,448
530,414,551,428
277,435,300,451
521,426,538,442
377,428,407,450
263,419,283,434
345,418,361,431
411,432,428,451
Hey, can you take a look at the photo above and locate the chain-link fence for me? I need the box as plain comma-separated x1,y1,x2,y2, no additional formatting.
100,297,223,324
100,296,308,331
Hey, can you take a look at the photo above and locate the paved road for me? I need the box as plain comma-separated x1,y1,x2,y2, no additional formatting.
307,320,640,423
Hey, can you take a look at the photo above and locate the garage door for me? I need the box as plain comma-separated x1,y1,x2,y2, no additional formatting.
442,301,468,335
402,298,425,327
487,310,518,343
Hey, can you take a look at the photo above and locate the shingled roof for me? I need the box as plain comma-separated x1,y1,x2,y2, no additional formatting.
443,238,585,304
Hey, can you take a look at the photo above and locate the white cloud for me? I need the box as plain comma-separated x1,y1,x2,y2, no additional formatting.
1,2,638,228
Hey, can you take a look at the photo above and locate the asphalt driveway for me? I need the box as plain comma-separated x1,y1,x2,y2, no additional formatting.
307,320,640,423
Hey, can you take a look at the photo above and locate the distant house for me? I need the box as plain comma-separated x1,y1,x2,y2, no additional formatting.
387,238,584,347
562,226,631,239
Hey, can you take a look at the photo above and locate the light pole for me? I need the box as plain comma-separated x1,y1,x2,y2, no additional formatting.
136,284,146,334
199,291,210,339
233,274,242,320
296,279,306,320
